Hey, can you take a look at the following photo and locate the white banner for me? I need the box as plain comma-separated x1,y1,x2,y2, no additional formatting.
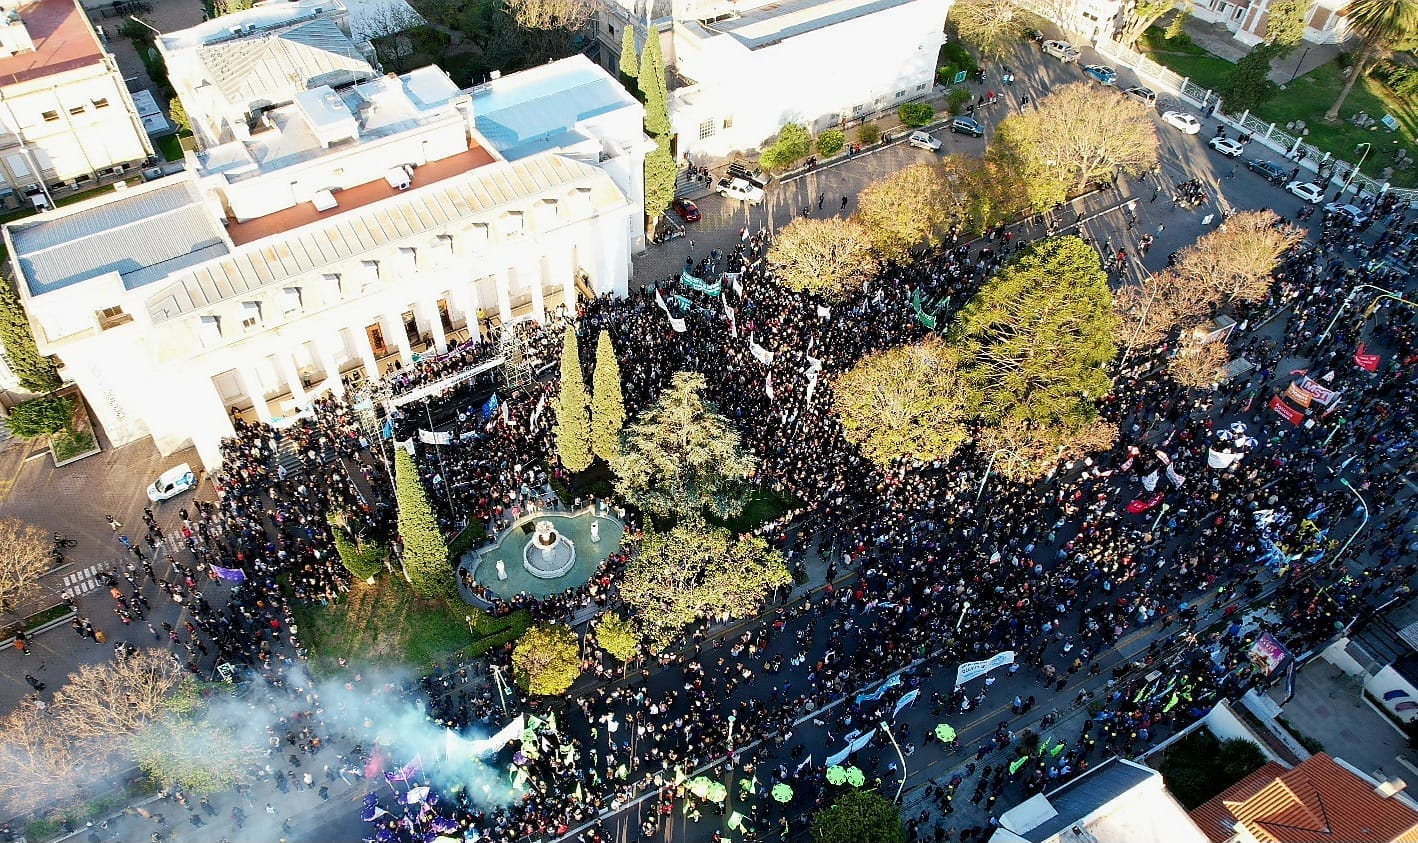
765,371,775,401
1207,448,1243,469
804,368,820,405
955,650,1015,687
723,299,738,338
530,394,547,430
816,304,831,320
655,289,688,332
418,429,453,446
749,336,775,366
445,714,524,763
1140,470,1159,492
892,688,920,718
1166,464,1186,487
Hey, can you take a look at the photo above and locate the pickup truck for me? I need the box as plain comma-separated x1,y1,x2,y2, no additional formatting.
717,176,765,204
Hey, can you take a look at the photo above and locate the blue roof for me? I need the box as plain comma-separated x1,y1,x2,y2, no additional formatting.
471,55,638,160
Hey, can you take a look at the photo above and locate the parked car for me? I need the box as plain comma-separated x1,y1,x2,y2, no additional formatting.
1245,159,1288,185
1324,202,1368,226
672,197,700,223
1122,86,1157,108
907,130,943,151
949,116,984,137
1041,40,1080,62
147,463,197,502
716,177,765,204
1082,64,1117,85
1285,180,1325,204
1208,136,1245,157
1161,110,1201,134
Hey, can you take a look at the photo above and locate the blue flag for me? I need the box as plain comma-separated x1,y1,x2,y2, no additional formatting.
481,393,500,420
380,419,393,440
210,565,246,583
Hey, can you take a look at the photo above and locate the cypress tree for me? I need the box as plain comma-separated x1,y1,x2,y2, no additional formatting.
644,135,677,223
393,448,455,599
618,26,639,92
590,329,625,461
0,279,60,393
638,33,671,138
555,329,593,472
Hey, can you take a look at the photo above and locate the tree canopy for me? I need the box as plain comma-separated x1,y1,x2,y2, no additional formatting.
0,278,61,393
512,623,582,695
1159,730,1267,809
1117,0,1177,46
555,329,594,472
621,522,790,649
854,163,954,262
394,448,455,599
51,650,186,741
1220,44,1280,113
832,336,971,467
610,371,757,523
1324,0,1418,121
591,329,626,462
1171,210,1303,303
760,123,813,171
811,790,905,843
951,236,1118,433
0,517,53,619
593,611,641,661
5,395,72,439
950,0,1045,58
767,217,878,301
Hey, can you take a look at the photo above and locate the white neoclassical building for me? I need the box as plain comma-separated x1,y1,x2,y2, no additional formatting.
3,1,647,470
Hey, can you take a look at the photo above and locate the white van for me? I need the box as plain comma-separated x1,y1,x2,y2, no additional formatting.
717,177,765,204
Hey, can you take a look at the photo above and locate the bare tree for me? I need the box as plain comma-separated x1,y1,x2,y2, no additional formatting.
854,163,955,262
504,0,595,31
0,706,91,814
51,649,186,740
974,416,1120,481
767,217,878,301
1169,339,1231,389
0,518,54,619
951,0,1047,58
1113,269,1211,350
1171,210,1303,303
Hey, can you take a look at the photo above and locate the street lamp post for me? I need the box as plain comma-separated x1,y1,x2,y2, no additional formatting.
977,449,1029,503
1316,284,1418,347
489,663,511,718
1334,479,1369,568
879,721,908,804
1341,142,1372,197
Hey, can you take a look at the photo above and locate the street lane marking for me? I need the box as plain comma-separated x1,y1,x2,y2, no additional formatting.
60,564,104,597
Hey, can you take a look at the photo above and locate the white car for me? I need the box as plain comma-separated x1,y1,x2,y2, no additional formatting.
147,463,197,502
1162,111,1202,135
1286,181,1325,204
1208,137,1244,157
716,177,765,204
907,130,942,152
1042,40,1081,62
1323,202,1368,225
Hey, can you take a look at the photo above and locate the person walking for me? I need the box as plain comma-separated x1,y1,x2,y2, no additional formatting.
24,674,44,691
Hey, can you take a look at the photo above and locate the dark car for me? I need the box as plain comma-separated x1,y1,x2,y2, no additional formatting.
672,197,700,223
1245,159,1288,185
950,116,985,137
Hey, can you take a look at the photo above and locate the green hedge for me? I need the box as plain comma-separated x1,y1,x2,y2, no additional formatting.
897,103,935,128
6,396,73,439
446,520,486,563
464,608,532,656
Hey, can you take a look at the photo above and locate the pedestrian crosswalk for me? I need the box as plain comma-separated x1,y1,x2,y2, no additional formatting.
59,563,107,598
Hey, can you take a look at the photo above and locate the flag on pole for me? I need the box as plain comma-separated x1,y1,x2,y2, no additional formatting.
209,564,247,583
723,299,738,338
385,753,423,783
765,371,775,401
530,394,547,429
1355,343,1381,372
480,393,500,420
728,812,748,831
749,335,775,366
1009,755,1028,774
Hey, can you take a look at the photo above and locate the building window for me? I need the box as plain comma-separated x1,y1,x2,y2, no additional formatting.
241,301,262,331
96,305,131,329
608,23,614,34
852,104,866,116
896,90,907,99
916,83,927,91
280,287,302,315
68,105,84,116
91,98,109,109
40,111,58,122
698,119,716,139
722,116,733,129
1233,4,1245,18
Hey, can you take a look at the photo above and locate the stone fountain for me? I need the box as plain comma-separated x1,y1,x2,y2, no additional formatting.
523,519,576,579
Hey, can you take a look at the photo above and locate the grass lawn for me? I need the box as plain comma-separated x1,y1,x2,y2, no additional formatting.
1138,29,1234,92
289,573,530,674
709,487,803,534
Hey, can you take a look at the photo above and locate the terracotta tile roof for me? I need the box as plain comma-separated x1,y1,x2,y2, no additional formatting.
0,0,102,88
1188,754,1418,843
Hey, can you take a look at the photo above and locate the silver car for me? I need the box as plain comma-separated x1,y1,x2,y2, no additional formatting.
1042,40,1081,62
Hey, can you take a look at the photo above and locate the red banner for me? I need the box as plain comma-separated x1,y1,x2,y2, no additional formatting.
1355,343,1380,373
1269,395,1305,426
1126,491,1165,513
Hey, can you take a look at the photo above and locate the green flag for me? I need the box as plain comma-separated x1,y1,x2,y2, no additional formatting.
1051,742,1066,757
1164,692,1180,712
1009,755,1028,774
728,811,747,831
1037,738,1052,758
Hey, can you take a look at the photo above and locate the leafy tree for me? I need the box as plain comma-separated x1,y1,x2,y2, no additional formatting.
555,329,593,471
50,649,184,740
1221,44,1280,112
327,512,386,580
618,25,639,90
394,448,455,599
5,395,73,439
896,102,934,127
1324,0,1418,121
610,371,757,524
167,95,191,134
767,217,877,302
1265,0,1309,53
638,32,671,137
1159,730,1267,808
593,611,640,661
0,517,53,619
942,154,1029,235
1118,0,1178,46
950,0,1043,58
1169,338,1231,389
856,122,882,146
131,710,262,793
816,129,845,157
951,236,1117,434
621,523,790,649
1163,3,1191,41
0,279,61,393
512,623,582,695
811,790,905,843
832,336,970,467
504,0,593,30
760,123,812,171
644,135,677,221
590,329,626,462
990,84,1159,204
1171,210,1303,303
854,163,954,262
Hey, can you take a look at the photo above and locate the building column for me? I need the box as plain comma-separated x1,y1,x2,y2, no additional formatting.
528,261,546,325
420,295,447,354
454,282,480,345
317,336,345,398
276,351,308,408
237,366,272,424
386,311,414,366
355,324,380,381
557,246,577,313
495,270,513,326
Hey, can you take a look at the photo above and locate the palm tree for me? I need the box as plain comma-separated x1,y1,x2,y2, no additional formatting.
1324,0,1418,121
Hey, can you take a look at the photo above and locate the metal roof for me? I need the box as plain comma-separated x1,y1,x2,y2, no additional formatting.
709,0,917,50
11,179,230,297
145,153,623,323
472,55,639,159
197,17,374,110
